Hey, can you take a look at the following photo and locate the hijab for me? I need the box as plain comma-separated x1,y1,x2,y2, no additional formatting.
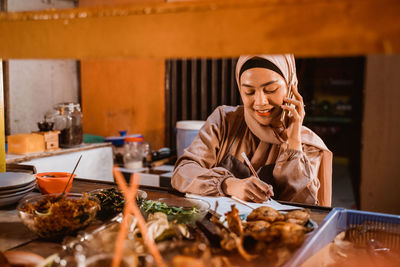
235,54,333,206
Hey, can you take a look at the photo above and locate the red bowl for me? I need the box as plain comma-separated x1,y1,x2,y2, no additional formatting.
36,172,76,194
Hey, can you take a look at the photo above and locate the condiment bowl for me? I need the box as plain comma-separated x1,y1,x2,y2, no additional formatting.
17,193,99,240
36,172,76,194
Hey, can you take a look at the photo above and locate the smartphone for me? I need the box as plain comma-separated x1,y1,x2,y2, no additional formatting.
280,82,294,129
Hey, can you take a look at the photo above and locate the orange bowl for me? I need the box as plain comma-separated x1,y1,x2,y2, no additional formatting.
36,172,76,194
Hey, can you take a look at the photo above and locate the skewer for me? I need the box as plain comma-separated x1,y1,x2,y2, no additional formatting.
113,167,167,267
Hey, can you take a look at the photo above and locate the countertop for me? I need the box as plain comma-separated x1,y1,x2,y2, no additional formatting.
5,143,112,164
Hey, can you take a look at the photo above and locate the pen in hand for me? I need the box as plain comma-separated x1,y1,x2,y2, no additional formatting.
241,152,274,198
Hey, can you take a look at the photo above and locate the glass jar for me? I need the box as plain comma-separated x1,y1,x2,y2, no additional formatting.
142,141,152,167
53,103,83,148
123,137,144,170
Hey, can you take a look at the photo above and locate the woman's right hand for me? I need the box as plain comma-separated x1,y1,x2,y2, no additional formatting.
222,177,274,203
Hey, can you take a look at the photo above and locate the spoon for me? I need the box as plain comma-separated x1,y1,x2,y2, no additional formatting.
61,155,82,195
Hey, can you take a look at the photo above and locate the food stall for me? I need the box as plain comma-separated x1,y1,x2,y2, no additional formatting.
0,0,400,266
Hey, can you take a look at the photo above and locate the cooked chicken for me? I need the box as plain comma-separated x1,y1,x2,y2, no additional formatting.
246,206,285,223
220,233,238,251
267,221,306,248
243,220,271,233
225,205,243,235
284,209,311,225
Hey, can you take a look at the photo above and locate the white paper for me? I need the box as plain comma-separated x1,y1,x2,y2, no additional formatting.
186,194,301,219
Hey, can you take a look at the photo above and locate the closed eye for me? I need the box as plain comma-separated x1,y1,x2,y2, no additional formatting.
264,87,278,94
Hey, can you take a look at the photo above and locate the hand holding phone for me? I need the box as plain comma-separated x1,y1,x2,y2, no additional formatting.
280,81,295,129
279,83,306,150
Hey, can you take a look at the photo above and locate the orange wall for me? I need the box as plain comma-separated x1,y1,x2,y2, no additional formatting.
80,0,165,149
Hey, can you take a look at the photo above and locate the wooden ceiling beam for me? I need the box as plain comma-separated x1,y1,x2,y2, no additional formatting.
0,0,399,59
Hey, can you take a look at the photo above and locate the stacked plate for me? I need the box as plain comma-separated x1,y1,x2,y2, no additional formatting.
0,172,36,208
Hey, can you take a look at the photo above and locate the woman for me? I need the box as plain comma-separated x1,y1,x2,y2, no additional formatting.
171,54,332,206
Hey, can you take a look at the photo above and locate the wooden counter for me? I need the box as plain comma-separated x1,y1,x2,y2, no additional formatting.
0,179,331,263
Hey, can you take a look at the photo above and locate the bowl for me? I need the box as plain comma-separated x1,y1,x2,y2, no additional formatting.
36,172,76,194
88,188,148,220
17,193,99,240
140,197,210,225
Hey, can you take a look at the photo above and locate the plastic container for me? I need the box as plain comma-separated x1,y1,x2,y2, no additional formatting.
284,208,400,267
176,120,205,158
104,133,143,146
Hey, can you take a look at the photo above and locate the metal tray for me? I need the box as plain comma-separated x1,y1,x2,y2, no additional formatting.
284,207,400,267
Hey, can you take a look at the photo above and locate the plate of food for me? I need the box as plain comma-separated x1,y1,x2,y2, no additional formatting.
140,197,210,225
88,187,147,220
17,193,99,240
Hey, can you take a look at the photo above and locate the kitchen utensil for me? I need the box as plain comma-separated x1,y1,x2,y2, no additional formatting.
62,155,82,195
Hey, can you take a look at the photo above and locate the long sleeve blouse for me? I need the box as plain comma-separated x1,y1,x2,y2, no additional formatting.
171,105,332,205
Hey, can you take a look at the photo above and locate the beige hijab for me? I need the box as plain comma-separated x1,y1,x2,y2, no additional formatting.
236,55,332,206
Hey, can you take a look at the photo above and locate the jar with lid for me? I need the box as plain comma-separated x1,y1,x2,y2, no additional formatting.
52,103,83,148
123,137,144,170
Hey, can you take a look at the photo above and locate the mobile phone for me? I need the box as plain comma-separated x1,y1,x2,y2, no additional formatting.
280,82,294,129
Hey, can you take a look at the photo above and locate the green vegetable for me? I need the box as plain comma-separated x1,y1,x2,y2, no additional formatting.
141,200,200,216
90,188,125,220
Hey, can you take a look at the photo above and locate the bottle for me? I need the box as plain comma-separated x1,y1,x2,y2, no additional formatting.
53,103,83,148
142,141,152,167
123,137,144,170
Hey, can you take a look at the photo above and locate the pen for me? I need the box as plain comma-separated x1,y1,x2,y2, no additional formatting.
231,196,257,210
241,152,274,197
241,152,260,179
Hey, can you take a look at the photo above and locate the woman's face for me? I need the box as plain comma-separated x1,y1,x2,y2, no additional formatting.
239,68,288,126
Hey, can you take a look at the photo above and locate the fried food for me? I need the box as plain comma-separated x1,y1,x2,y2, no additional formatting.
173,255,205,267
267,221,306,248
209,205,310,263
285,209,311,226
225,205,243,235
19,194,98,239
246,206,285,223
243,220,271,233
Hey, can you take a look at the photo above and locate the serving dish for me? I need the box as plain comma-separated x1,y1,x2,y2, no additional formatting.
17,193,99,239
89,187,147,220
140,197,210,225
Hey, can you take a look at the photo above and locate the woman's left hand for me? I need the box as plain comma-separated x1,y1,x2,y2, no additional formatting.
280,84,305,151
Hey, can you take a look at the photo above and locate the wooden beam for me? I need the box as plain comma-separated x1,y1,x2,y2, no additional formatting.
0,61,5,172
0,0,399,59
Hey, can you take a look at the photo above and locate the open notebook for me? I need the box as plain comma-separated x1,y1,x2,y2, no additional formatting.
186,194,301,219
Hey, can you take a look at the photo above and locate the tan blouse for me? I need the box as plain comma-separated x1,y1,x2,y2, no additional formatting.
172,105,332,205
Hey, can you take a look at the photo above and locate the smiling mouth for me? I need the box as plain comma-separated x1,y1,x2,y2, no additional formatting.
255,108,275,117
